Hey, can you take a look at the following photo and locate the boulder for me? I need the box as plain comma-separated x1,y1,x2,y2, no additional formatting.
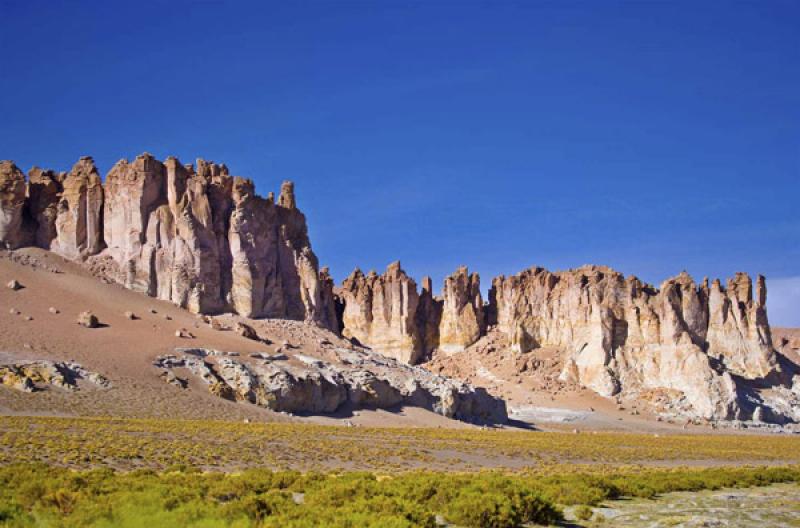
77,311,99,328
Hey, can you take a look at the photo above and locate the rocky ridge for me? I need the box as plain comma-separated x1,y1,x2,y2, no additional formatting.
153,344,507,423
337,262,796,423
0,155,335,329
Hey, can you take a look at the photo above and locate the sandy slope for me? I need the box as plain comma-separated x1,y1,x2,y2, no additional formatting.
2,248,795,434
0,248,462,428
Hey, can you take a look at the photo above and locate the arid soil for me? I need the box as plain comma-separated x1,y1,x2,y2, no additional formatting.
0,248,460,428
1,247,798,435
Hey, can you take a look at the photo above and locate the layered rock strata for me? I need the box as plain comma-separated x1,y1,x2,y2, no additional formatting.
0,154,335,329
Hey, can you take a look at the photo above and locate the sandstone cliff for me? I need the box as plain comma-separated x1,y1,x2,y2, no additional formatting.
488,266,779,420
0,161,28,249
0,154,335,329
337,261,785,422
339,262,423,364
337,264,486,362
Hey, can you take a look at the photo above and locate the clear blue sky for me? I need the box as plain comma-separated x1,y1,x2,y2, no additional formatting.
1,1,798,325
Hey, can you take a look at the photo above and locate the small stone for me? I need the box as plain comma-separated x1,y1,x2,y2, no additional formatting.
9,308,19,315
77,311,99,328
175,328,193,339
164,314,172,321
150,308,157,314
23,315,33,321
48,307,59,314
124,311,137,320
235,322,259,340
7,279,22,290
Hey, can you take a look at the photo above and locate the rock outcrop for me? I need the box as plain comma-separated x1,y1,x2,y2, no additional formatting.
338,264,487,362
438,266,484,354
0,161,27,249
0,153,336,329
154,344,507,423
52,157,104,259
488,266,777,420
0,360,110,392
337,261,784,422
26,167,63,248
339,262,423,364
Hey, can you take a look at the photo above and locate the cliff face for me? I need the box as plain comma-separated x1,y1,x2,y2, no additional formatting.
489,266,777,420
337,262,783,421
0,161,27,250
0,154,335,329
339,262,423,364
337,263,484,363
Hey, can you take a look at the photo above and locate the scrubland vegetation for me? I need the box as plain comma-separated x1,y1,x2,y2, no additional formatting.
1,463,799,527
1,416,799,527
2,416,799,471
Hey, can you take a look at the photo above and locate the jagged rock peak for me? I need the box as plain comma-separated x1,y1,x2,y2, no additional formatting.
339,261,423,364
0,161,27,249
52,156,104,259
439,266,484,354
0,153,335,331
488,264,778,420
278,180,296,209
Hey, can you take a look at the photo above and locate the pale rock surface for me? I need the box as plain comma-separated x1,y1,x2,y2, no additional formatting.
52,157,104,259
488,265,777,420
154,343,507,423
2,153,337,329
26,167,63,249
0,161,27,249
339,262,423,364
438,266,484,354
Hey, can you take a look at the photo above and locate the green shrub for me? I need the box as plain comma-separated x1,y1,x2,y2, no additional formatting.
574,504,593,520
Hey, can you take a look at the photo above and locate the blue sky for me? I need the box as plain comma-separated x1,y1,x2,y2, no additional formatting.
1,1,798,325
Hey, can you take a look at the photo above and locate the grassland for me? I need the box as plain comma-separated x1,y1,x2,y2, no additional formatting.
2,415,799,471
2,416,800,527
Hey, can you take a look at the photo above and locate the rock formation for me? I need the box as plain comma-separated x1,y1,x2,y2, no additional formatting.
52,157,104,259
438,266,484,354
154,344,507,423
487,265,777,420
336,260,785,422
0,153,336,330
339,262,423,364
26,167,63,248
0,161,27,249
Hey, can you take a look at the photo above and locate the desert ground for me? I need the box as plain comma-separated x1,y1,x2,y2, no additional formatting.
2,248,800,527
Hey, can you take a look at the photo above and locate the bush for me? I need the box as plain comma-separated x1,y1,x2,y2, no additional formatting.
574,504,593,520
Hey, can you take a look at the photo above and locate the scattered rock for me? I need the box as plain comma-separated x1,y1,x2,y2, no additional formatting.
48,307,59,314
7,279,22,290
235,322,259,341
0,360,110,392
77,311,99,328
124,311,137,320
175,328,194,339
